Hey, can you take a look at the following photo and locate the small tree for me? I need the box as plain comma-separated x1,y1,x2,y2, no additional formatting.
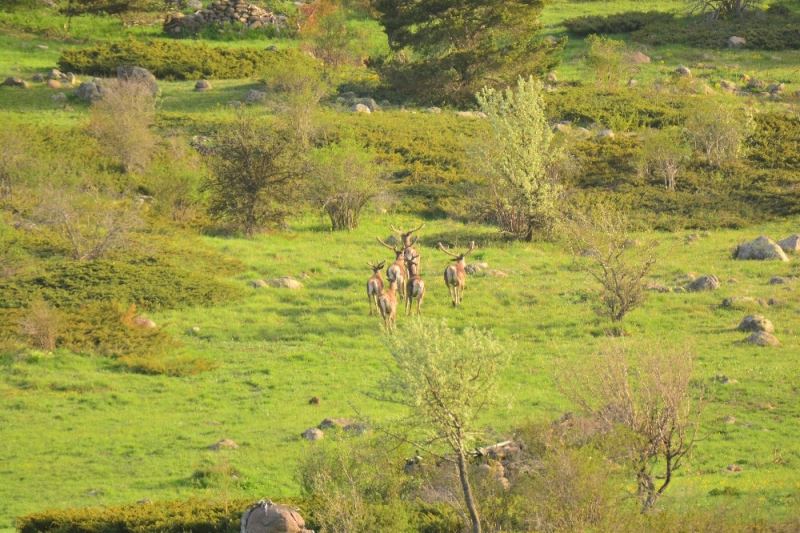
563,205,657,324
684,98,753,167
19,298,62,351
688,0,757,19
637,127,691,191
565,343,700,513
89,79,157,173
310,139,382,231
585,34,632,91
264,62,330,149
384,319,509,533
476,76,565,241
299,0,367,68
204,113,305,237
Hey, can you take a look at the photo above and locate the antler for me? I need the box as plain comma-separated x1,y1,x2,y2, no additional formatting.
407,222,425,234
376,236,401,252
437,242,460,258
390,222,426,235
463,241,477,257
389,224,402,234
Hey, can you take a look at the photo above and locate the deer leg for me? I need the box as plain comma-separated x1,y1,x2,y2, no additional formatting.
417,292,424,315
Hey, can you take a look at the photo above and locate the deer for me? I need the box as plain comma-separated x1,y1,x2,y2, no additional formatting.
405,254,425,316
376,237,407,301
390,223,425,275
378,279,399,330
366,261,385,316
437,241,476,307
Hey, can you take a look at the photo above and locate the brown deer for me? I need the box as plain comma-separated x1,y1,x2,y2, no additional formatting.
437,241,476,307
390,223,425,275
405,254,425,316
366,261,385,316
376,237,407,301
378,279,399,330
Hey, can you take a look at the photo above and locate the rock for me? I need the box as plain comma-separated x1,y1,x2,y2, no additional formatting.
32,73,45,82
308,396,320,405
52,92,67,103
354,97,378,112
721,296,763,309
720,79,737,92
778,234,800,253
250,279,269,288
351,103,371,113
746,77,765,90
629,51,651,64
301,428,323,441
46,79,61,89
456,110,487,119
553,122,571,133
769,276,787,285
116,66,159,96
724,416,736,427
737,315,774,333
36,44,49,50
132,316,157,329
596,128,615,140
734,236,789,261
745,331,780,347
241,499,312,533
545,71,558,84
268,277,303,289
768,83,784,95
465,261,489,275
687,275,720,292
726,464,742,473
425,106,442,114
675,65,692,77
209,438,239,450
728,36,746,48
75,80,102,102
645,281,671,293
2,77,29,89
245,89,267,103
627,78,638,88
487,269,508,278
195,79,212,92
187,0,202,8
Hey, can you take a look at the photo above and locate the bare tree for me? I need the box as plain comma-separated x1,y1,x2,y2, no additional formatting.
564,343,700,513
89,79,157,173
638,127,691,191
19,298,62,351
563,205,657,324
383,319,508,533
688,0,757,19
685,98,753,167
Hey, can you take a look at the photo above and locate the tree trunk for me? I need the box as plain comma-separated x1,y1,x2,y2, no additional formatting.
456,449,481,533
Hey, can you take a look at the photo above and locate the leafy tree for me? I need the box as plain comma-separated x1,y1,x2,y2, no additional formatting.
688,0,757,19
685,98,753,167
476,76,565,241
585,34,633,90
299,0,368,67
637,127,691,191
384,319,509,533
371,0,564,105
204,113,305,237
310,139,383,231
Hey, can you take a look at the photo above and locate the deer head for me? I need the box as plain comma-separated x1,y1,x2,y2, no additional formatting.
368,261,386,274
376,237,404,260
437,241,476,262
390,223,425,248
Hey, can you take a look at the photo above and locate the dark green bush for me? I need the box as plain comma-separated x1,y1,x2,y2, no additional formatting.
564,11,673,36
61,0,167,16
59,40,320,80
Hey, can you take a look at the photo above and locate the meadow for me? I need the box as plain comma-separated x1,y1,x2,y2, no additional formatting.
1,0,799,530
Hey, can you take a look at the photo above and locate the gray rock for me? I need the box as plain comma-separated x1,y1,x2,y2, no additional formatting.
209,438,239,450
245,89,267,103
687,275,720,292
195,79,212,92
778,234,800,253
241,499,312,533
354,97,378,112
745,331,780,347
2,77,29,89
675,65,692,77
116,66,159,96
719,79,737,92
629,51,651,64
721,296,763,309
769,276,787,285
187,0,202,9
768,83,784,95
728,36,746,48
250,279,269,288
734,236,789,261
737,314,774,333
268,277,303,289
301,428,323,441
425,106,442,114
351,103,371,114
32,73,45,82
52,92,67,103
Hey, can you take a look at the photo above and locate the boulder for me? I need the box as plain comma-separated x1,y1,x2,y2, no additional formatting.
425,106,442,114
351,103,371,113
116,66,159,96
627,78,638,88
675,65,691,77
2,77,29,89
746,77,765,90
737,315,774,334
318,418,367,433
645,281,671,293
268,277,303,289
132,316,157,329
241,499,312,533
728,36,746,48
46,79,61,89
75,80,102,102
209,438,239,450
733,236,789,261
32,73,45,82
629,51,651,64
195,79,212,92
250,279,269,288
778,234,800,253
768,83,784,95
769,276,787,285
687,275,720,292
52,92,67,103
465,261,489,275
354,97,378,112
245,89,267,103
745,331,780,347
553,122,571,134
301,428,323,441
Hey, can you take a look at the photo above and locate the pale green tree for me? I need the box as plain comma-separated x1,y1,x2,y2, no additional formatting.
476,76,564,241
685,98,753,167
637,127,691,191
384,319,509,533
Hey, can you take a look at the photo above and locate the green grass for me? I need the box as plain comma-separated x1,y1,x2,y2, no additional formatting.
1,215,799,529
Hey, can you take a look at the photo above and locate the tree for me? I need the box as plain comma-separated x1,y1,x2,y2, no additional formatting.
371,0,564,105
384,319,509,533
89,79,157,174
310,139,382,231
204,113,305,237
299,0,367,68
476,76,565,241
637,127,691,191
563,204,657,324
688,0,757,19
585,34,633,91
565,343,700,513
264,61,330,149
684,98,753,167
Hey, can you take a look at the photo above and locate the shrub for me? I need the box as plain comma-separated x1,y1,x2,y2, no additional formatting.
18,298,61,351
585,35,633,90
685,97,753,167
637,127,691,191
89,78,157,173
59,40,320,80
564,11,674,36
61,0,166,16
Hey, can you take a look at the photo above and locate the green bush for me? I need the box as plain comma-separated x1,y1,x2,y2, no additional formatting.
59,40,320,80
564,11,673,36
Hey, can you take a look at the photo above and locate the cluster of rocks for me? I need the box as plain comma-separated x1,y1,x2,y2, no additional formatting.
718,74,786,97
74,66,159,103
301,417,368,441
734,235,798,262
738,314,780,347
164,0,288,35
3,68,80,91
241,499,312,533
335,92,381,114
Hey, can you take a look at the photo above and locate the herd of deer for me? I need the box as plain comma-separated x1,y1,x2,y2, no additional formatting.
367,223,477,330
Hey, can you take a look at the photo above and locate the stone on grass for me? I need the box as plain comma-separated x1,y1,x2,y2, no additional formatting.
778,234,800,253
745,331,780,347
52,92,67,103
301,428,323,441
720,80,737,92
733,236,789,261
245,89,267,104
116,65,159,96
465,262,489,275
241,499,312,533
250,279,269,288
46,79,61,89
737,314,774,333
686,275,720,292
728,36,746,48
354,97,378,112
629,51,651,64
268,277,303,289
75,81,103,102
721,296,763,309
2,77,29,89
351,103,371,114
195,79,212,92
675,65,692,77
209,438,239,450
132,316,157,329
425,107,442,114
769,276,787,285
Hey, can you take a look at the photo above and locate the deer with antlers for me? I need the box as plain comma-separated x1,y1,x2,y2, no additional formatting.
437,241,476,307
405,254,425,316
378,279,399,330
376,238,407,301
366,261,385,316
390,223,425,275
